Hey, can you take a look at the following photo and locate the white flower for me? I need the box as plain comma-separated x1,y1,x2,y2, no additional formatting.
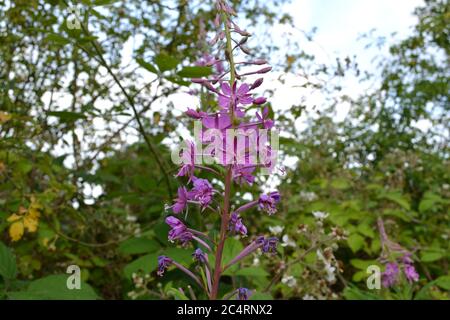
252,256,260,266
281,275,297,288
302,294,316,300
324,265,336,282
126,215,137,222
281,234,296,247
317,249,336,283
299,191,317,202
269,225,284,235
312,211,329,220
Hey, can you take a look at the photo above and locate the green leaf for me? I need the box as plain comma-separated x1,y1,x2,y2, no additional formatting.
123,253,159,279
164,247,193,266
418,192,443,213
379,192,410,210
343,285,382,300
352,270,366,282
222,238,244,272
47,111,86,122
330,178,350,190
8,275,98,300
0,241,17,280
167,288,189,300
154,53,179,72
45,33,71,46
347,234,365,253
118,237,158,255
420,250,444,262
250,292,272,300
234,267,269,278
165,76,190,86
177,66,213,78
136,58,158,74
350,259,377,270
435,275,450,290
93,0,121,6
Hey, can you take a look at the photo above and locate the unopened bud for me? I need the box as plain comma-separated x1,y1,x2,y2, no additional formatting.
250,78,264,90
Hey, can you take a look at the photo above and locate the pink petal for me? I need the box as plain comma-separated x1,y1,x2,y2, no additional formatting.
237,83,249,96
221,82,232,95
218,95,230,108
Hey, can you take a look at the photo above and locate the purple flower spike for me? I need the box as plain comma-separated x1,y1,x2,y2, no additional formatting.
237,288,250,300
258,191,280,215
193,248,207,263
157,256,172,276
166,216,193,246
382,262,399,288
229,212,247,236
188,177,214,208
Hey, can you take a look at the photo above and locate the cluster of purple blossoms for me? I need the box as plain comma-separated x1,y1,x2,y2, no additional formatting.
378,218,420,288
157,0,281,300
381,256,420,287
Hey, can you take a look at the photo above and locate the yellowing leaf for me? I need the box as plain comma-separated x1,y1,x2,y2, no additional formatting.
9,221,24,241
7,213,22,223
28,207,41,220
24,215,39,232
0,111,12,123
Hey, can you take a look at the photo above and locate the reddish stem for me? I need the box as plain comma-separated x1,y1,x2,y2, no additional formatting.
210,167,232,299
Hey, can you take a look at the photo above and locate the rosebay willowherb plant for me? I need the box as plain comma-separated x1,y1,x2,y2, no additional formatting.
377,218,420,288
157,0,281,300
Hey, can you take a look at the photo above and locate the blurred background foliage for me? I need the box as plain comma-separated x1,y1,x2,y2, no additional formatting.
0,0,448,299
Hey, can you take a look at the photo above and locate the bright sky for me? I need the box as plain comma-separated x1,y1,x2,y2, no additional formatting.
288,0,423,58
265,0,424,124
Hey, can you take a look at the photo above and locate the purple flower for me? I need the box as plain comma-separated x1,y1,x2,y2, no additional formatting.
195,53,224,76
193,248,207,263
195,54,217,67
256,106,274,129
229,212,247,236
258,191,280,215
170,187,188,214
157,256,172,276
260,236,278,254
382,262,399,288
218,82,252,117
403,264,419,283
188,177,214,208
176,141,196,180
237,287,250,300
232,165,256,185
166,216,193,245
401,253,414,265
202,113,232,130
